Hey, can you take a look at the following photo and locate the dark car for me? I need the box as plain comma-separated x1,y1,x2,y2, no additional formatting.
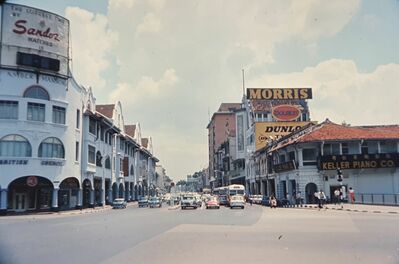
261,196,270,206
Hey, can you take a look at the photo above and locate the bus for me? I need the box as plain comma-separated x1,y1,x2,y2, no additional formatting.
227,184,245,205
213,186,228,206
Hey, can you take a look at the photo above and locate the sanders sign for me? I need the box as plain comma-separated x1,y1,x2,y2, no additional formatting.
1,3,69,57
272,105,301,121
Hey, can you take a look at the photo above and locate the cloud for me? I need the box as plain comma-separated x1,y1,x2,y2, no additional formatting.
108,0,135,10
249,59,399,125
66,7,118,90
136,12,162,36
110,68,178,104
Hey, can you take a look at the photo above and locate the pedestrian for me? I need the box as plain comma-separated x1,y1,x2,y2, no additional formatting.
286,193,290,207
319,190,326,209
349,187,355,204
334,188,340,205
296,191,302,207
249,195,253,206
270,195,277,209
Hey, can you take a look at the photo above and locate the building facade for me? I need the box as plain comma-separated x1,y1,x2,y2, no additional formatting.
0,3,159,215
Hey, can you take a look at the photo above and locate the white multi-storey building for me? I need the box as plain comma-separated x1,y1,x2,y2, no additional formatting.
0,3,159,215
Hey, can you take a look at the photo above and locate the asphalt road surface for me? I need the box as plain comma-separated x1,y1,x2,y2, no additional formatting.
0,204,398,264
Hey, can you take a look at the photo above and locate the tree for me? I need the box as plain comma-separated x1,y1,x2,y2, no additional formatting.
176,180,186,186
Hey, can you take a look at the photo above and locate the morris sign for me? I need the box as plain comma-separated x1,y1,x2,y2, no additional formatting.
247,88,312,100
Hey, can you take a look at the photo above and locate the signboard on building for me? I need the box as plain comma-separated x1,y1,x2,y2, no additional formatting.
274,160,297,173
255,122,312,150
1,3,69,57
247,88,312,100
272,105,301,121
318,153,399,170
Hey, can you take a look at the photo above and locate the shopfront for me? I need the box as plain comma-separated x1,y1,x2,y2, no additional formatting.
58,177,79,210
8,176,53,212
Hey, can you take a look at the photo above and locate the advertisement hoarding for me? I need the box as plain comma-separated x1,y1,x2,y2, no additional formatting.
247,88,312,100
1,3,69,58
255,122,312,150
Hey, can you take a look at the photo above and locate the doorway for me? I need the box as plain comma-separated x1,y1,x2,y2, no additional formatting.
14,193,27,212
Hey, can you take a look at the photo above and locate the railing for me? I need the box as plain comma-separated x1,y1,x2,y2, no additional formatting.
355,193,399,206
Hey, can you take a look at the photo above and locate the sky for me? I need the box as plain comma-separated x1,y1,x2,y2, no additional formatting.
10,0,399,181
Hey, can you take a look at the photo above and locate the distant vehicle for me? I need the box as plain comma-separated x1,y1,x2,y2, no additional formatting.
261,196,270,206
112,198,127,209
138,196,149,208
149,197,162,208
250,195,263,204
214,186,228,206
195,195,203,207
181,194,198,210
227,184,245,206
230,195,245,209
206,196,220,209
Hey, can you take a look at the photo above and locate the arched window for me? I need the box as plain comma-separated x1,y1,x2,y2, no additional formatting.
39,137,64,158
105,157,111,169
96,151,103,167
0,134,31,157
130,165,134,176
23,86,50,100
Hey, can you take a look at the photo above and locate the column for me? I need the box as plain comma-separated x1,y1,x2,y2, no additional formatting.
100,188,105,207
52,188,59,212
108,188,113,204
260,181,265,195
89,189,95,208
0,189,8,215
76,188,82,209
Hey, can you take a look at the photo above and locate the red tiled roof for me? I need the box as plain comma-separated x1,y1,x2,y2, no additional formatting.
125,125,136,138
218,103,241,112
299,122,399,142
96,104,115,118
141,138,149,148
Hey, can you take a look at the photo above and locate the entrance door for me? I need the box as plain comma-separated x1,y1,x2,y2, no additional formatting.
14,193,27,212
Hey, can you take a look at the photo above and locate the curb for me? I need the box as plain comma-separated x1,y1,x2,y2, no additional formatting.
290,204,399,215
168,205,180,210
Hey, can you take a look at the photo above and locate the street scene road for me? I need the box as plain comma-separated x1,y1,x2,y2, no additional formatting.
1,204,398,264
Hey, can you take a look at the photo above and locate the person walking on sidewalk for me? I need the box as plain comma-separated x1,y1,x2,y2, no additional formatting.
334,188,340,205
316,190,326,209
349,187,355,204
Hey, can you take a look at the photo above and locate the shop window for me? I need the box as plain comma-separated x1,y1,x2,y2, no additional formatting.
75,142,79,161
88,145,95,164
39,137,65,158
0,134,32,157
27,102,45,122
52,106,66,124
23,86,50,100
288,151,295,161
323,143,340,155
76,109,80,129
0,101,18,119
130,165,134,175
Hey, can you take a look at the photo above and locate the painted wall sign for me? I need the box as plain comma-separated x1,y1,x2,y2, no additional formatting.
274,160,297,173
255,122,312,150
26,176,38,187
318,153,399,170
41,160,64,166
247,88,312,100
1,3,69,57
272,105,301,121
0,159,28,165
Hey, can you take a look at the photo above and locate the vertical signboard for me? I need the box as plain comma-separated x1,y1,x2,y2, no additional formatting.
237,115,244,151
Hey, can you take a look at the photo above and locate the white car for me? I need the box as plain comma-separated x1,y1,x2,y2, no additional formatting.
230,195,245,209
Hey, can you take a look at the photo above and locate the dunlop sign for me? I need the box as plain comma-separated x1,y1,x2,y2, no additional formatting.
318,153,399,170
255,122,312,150
247,88,312,100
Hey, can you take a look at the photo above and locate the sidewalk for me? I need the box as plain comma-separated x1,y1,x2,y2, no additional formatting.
296,203,399,215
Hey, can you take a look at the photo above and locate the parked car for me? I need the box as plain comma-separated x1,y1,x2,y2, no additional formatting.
230,195,245,209
138,196,149,208
112,198,127,209
261,196,270,206
206,196,220,209
181,194,198,210
149,197,162,208
195,195,203,207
